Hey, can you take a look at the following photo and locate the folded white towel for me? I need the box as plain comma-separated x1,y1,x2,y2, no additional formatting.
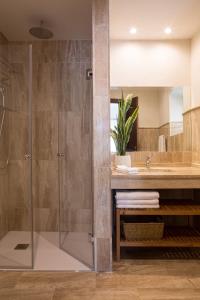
116,165,139,174
158,135,166,152
116,191,159,200
116,204,160,209
116,199,159,205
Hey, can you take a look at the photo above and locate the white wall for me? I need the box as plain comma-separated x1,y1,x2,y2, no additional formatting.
170,87,183,122
158,88,170,126
191,31,200,108
110,87,160,127
110,40,191,87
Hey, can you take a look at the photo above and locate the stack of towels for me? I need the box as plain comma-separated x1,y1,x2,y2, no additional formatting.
116,191,160,209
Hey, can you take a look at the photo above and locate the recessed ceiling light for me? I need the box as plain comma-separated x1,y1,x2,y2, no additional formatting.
129,27,137,34
164,27,172,34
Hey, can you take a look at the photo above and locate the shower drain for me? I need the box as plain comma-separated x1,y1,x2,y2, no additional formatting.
14,244,29,250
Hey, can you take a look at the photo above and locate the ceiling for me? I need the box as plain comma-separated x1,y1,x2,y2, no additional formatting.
0,0,92,41
110,0,200,40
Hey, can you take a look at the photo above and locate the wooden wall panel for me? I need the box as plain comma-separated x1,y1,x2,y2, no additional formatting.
92,0,112,272
168,133,183,152
137,128,159,151
183,112,192,151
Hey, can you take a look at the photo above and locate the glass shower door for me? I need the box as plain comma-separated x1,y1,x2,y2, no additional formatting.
0,43,33,269
58,46,93,268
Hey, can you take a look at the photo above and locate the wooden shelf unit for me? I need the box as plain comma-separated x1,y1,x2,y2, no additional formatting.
116,204,200,261
118,203,200,216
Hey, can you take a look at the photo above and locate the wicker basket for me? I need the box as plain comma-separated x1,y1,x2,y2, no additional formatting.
123,222,164,241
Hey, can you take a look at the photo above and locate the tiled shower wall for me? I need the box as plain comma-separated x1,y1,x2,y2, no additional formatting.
6,43,31,232
0,40,92,235
31,40,92,233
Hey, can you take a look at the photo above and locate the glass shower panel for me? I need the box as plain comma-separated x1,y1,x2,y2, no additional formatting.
58,41,93,268
0,43,33,269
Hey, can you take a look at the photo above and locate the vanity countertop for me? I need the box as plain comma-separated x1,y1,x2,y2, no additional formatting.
112,166,200,179
111,166,200,189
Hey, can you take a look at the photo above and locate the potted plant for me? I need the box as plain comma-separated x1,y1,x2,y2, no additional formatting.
111,93,139,167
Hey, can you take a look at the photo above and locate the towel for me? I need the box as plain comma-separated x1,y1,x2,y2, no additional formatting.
116,165,139,174
158,135,166,152
116,191,159,200
116,199,159,205
116,204,160,209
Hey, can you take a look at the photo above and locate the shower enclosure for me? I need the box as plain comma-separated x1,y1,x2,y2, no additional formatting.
0,43,33,268
0,40,93,270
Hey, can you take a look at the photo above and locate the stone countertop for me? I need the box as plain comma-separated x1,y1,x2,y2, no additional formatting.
111,166,200,180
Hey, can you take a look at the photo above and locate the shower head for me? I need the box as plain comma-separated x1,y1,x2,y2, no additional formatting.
29,20,53,39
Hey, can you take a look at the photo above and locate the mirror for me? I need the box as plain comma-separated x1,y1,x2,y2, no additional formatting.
110,86,191,152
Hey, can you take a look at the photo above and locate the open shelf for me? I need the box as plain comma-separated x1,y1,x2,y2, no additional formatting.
116,202,200,261
120,227,200,248
118,202,200,216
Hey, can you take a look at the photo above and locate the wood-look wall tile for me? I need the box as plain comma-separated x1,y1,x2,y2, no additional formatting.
138,128,159,151
93,96,110,167
80,40,92,63
191,108,200,152
93,0,111,271
8,111,29,160
8,207,32,231
7,63,29,112
94,26,109,67
95,238,112,272
183,112,192,151
61,209,92,233
32,111,58,160
32,160,58,210
0,171,8,238
8,43,29,63
57,62,81,112
7,160,31,230
0,111,9,161
57,40,81,63
38,208,58,232
93,167,111,238
93,0,109,27
32,41,57,63
32,63,58,112
168,133,183,152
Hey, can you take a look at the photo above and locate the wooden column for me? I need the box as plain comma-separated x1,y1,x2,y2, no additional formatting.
92,0,112,272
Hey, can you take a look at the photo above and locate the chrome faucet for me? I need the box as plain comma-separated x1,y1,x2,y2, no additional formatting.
145,155,151,169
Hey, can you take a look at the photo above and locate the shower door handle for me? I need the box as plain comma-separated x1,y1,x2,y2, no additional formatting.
24,154,32,160
57,153,65,158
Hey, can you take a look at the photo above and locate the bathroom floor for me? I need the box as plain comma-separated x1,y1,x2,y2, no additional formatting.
0,260,200,299
0,231,89,271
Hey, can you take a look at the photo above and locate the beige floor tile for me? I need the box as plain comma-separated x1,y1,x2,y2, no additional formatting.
188,277,200,288
0,271,23,289
0,288,54,300
16,271,96,290
116,274,193,289
53,288,140,300
138,288,200,299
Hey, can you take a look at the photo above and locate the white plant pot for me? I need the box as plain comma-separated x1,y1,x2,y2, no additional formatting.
115,155,131,167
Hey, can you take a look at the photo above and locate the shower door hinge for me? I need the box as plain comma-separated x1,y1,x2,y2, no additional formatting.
88,233,95,243
86,68,93,80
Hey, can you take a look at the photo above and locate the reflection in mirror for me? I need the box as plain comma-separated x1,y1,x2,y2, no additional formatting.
110,86,191,152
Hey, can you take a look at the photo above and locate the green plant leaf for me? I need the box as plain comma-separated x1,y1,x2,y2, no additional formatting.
110,91,139,155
